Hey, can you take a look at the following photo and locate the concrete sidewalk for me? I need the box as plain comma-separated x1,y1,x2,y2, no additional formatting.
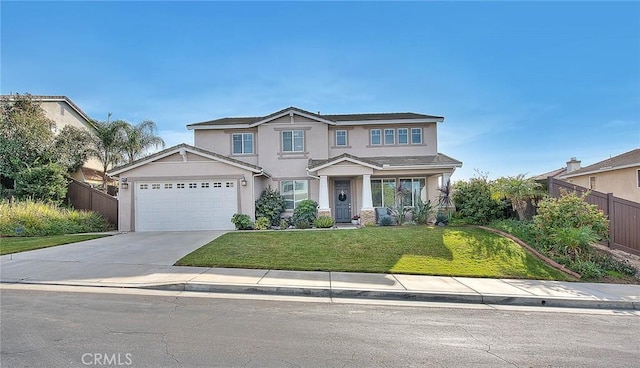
1,258,639,310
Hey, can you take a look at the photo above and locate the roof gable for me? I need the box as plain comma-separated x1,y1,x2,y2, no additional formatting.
108,143,264,176
1,95,97,131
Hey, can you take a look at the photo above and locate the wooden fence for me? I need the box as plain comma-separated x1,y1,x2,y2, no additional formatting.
548,177,640,256
66,178,118,226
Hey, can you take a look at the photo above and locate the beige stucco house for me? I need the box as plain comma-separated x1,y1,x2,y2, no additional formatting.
558,148,640,203
108,107,462,232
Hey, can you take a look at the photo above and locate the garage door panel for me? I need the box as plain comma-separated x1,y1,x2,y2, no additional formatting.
135,180,237,231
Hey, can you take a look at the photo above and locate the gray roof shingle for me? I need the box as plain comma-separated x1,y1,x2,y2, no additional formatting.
564,148,640,177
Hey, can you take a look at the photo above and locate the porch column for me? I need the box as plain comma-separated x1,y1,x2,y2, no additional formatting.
318,175,331,217
361,174,375,225
362,174,373,209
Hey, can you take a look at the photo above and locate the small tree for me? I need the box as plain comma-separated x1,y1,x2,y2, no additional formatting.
534,190,609,240
0,93,56,182
54,126,93,173
437,178,454,218
14,163,68,205
492,174,544,221
255,186,286,226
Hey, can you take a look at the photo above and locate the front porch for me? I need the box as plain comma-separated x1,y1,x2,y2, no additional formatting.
308,154,461,225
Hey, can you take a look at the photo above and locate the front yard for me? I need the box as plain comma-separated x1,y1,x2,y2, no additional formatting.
176,226,571,280
0,234,109,255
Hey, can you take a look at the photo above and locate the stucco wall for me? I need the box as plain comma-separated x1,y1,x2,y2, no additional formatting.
116,152,257,231
40,101,103,171
328,123,438,157
566,167,640,203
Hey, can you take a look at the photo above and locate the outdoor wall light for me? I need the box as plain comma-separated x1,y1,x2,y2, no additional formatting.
240,177,248,186
121,178,129,189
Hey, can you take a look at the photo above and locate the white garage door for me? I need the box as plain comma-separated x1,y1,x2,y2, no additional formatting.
135,180,238,231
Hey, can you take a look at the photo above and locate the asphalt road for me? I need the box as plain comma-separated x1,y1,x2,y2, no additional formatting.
1,287,639,368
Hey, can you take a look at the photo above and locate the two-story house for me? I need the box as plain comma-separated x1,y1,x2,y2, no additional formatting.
108,107,462,232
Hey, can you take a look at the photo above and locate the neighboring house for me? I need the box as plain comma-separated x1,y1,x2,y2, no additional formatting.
108,107,462,232
1,94,110,187
533,157,583,189
557,148,640,203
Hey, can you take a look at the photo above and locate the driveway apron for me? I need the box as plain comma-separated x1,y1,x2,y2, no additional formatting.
0,231,226,285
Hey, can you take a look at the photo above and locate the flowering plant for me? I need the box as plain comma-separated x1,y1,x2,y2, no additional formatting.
352,214,360,220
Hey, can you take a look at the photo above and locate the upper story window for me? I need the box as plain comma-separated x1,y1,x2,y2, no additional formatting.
336,130,348,146
411,128,422,144
384,129,395,145
370,129,382,145
398,128,408,144
637,170,640,188
589,176,596,190
232,133,254,154
282,130,304,152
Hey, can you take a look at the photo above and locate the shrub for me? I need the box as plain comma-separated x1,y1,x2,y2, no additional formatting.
453,176,510,224
254,216,270,230
292,199,318,228
230,213,253,230
435,212,448,225
550,226,596,261
412,197,436,225
255,186,286,226
534,190,609,239
14,163,68,205
0,200,111,236
313,216,334,228
571,260,604,279
294,220,310,229
279,217,291,230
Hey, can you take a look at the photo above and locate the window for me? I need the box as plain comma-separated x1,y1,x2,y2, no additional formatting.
176,183,185,189
371,179,396,207
336,130,347,146
232,133,254,154
411,128,422,144
281,180,308,210
139,184,148,190
370,129,381,145
398,128,408,144
152,184,160,190
213,182,222,188
226,182,234,188
201,183,210,188
589,176,596,190
164,184,172,189
282,130,304,152
638,170,640,188
399,178,426,206
189,183,197,189
384,129,395,145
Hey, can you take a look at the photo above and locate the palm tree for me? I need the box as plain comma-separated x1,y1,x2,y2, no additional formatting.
89,119,127,192
121,120,165,164
491,174,544,221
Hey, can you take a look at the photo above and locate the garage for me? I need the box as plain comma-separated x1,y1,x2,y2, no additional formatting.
135,179,238,231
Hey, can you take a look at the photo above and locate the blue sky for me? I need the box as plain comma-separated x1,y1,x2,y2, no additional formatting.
2,1,639,181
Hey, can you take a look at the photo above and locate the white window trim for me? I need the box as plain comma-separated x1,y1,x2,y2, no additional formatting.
282,130,305,153
280,179,309,210
335,130,348,146
370,129,382,145
397,128,409,145
411,127,423,144
384,128,395,145
232,132,254,155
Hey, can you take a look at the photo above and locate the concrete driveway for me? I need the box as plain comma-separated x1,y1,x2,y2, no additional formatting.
0,231,226,285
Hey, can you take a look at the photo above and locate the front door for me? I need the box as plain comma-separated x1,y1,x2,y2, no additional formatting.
334,180,351,223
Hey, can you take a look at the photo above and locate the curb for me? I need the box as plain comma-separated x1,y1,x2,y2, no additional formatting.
139,282,639,310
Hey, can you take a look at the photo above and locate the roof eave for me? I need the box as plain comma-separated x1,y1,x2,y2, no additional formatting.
334,118,443,126
561,162,640,178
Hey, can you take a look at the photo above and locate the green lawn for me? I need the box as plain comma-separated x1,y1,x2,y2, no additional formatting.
176,226,571,280
0,234,109,255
